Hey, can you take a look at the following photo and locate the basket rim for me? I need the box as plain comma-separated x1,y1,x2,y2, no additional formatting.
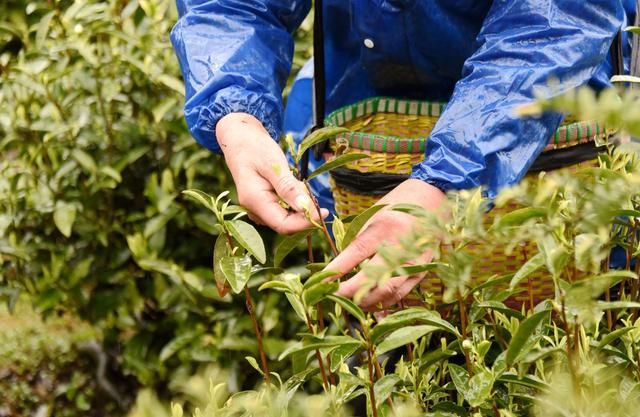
325,96,608,154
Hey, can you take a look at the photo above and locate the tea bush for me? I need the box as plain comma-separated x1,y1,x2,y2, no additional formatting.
0,0,316,405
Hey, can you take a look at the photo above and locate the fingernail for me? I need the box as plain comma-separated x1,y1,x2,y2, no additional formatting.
294,194,311,212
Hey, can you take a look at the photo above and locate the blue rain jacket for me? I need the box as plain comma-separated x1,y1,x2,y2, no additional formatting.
172,0,636,208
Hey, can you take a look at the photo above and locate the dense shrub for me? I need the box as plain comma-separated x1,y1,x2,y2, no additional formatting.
0,0,304,402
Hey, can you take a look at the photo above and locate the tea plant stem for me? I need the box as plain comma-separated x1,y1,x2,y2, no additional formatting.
560,294,579,388
603,253,613,330
304,312,330,391
373,358,394,409
520,244,535,313
366,344,379,417
457,291,473,373
304,182,338,257
244,286,270,386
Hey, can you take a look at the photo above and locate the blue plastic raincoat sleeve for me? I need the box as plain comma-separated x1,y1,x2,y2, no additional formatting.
411,0,625,199
170,0,310,153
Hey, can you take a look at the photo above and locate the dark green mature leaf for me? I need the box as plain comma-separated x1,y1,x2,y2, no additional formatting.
227,220,266,264
296,126,349,163
274,230,311,267
342,204,387,248
329,343,362,372
374,375,401,407
376,325,438,355
506,309,550,366
308,153,370,180
498,373,549,391
159,331,202,362
509,252,545,290
327,294,366,323
220,255,252,294
448,364,493,407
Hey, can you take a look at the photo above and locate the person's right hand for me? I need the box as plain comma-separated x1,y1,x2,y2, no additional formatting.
217,112,328,234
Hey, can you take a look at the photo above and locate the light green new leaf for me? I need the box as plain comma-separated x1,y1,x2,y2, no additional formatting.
597,327,635,349
245,356,264,375
72,149,97,174
213,234,230,297
274,230,311,267
308,153,370,180
491,207,546,230
258,280,295,294
611,75,640,84
53,202,77,237
227,220,266,264
376,325,438,355
296,126,349,163
371,308,459,343
506,309,550,366
220,255,252,294
509,252,545,290
342,204,387,248
304,270,340,289
182,189,215,212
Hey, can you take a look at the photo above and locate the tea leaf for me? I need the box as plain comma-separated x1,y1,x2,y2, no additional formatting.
220,255,252,294
159,330,202,362
329,342,363,372
371,308,459,344
304,270,340,289
327,294,366,323
308,153,370,180
332,217,346,252
213,234,230,297
245,356,264,375
376,325,438,355
302,281,339,307
374,375,401,407
597,327,634,349
296,126,349,163
53,202,77,237
258,280,294,294
182,189,215,212
274,230,311,267
611,75,640,84
509,252,545,290
226,220,267,264
506,309,550,366
342,204,387,248
491,207,546,230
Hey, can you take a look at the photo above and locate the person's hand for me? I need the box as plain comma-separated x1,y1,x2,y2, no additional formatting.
217,112,328,234
324,179,446,311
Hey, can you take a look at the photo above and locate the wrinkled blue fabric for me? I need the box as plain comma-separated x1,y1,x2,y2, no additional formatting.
172,0,636,203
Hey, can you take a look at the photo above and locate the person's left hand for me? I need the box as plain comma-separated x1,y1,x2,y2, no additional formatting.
324,179,446,311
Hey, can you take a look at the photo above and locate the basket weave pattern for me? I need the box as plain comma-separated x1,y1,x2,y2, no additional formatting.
324,97,606,304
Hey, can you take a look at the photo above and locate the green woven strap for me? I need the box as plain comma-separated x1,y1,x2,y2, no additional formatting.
326,97,608,154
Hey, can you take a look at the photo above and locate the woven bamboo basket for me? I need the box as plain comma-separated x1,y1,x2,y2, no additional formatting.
324,97,609,305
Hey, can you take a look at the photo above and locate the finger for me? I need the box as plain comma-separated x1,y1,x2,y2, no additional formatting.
361,275,423,311
248,190,319,234
324,222,384,279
